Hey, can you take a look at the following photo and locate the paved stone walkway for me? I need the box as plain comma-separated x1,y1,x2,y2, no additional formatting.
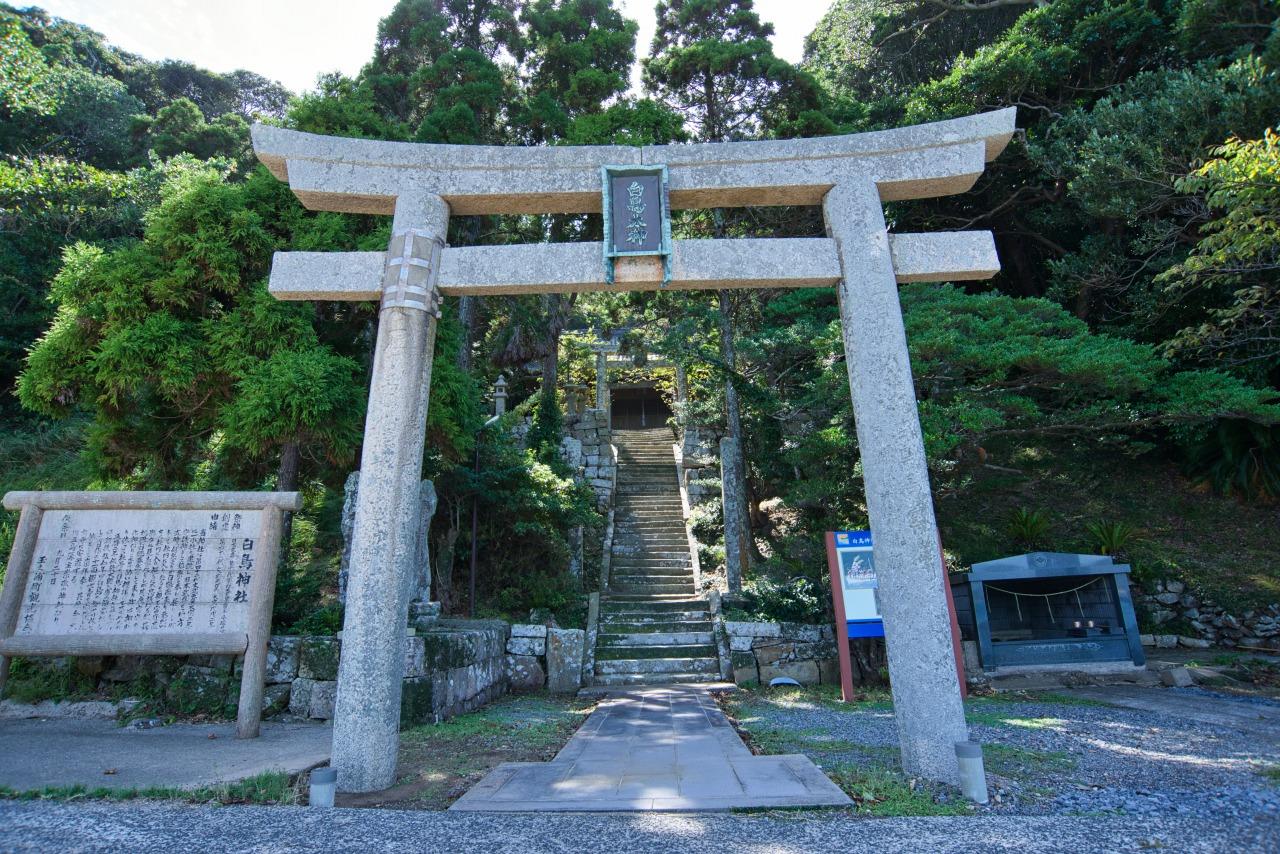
0,718,331,791
450,685,850,811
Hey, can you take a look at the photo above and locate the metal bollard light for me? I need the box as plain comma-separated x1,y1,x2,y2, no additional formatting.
955,741,989,804
309,767,337,808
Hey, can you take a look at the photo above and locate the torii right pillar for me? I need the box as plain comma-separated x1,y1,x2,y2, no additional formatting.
824,179,968,784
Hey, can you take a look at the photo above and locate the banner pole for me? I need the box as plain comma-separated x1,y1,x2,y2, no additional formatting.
825,531,858,703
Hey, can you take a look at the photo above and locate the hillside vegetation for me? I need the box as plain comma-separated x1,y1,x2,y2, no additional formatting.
0,0,1276,627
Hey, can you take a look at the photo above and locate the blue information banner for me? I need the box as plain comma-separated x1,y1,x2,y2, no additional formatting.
833,530,885,639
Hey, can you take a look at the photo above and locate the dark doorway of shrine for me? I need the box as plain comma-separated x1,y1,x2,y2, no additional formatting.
610,386,672,430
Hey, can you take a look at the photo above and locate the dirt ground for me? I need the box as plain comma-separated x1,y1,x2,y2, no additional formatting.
335,693,595,810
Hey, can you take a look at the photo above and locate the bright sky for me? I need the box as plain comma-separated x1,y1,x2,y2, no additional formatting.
31,1,831,95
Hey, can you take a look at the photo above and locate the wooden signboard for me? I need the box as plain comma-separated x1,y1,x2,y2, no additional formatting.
0,491,301,738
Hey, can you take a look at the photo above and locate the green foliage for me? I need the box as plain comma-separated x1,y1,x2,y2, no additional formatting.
804,0,1023,103
1158,130,1280,382
1007,507,1052,549
0,770,299,805
2,657,96,703
1085,519,1143,555
516,0,637,142
1185,418,1280,499
137,97,250,162
450,431,598,619
644,0,828,141
525,387,565,460
17,167,365,485
730,573,829,625
902,284,1280,459
0,10,56,116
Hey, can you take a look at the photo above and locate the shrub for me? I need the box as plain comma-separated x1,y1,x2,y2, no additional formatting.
1086,519,1143,556
1006,508,1051,549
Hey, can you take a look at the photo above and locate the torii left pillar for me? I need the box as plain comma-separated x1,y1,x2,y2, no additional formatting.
332,192,449,793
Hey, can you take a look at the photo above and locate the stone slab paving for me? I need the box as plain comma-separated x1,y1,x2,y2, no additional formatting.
450,685,851,811
0,718,331,790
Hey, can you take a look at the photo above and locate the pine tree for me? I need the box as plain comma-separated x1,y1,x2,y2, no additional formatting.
643,0,826,142
645,0,829,585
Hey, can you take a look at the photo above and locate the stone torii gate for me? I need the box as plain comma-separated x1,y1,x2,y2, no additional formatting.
252,108,1016,793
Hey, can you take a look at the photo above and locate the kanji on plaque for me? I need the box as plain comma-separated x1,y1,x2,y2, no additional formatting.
13,509,263,637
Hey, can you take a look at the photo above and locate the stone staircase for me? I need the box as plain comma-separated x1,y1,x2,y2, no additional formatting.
593,427,720,686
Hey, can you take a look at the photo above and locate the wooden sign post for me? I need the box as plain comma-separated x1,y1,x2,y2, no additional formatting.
826,529,968,703
0,491,300,738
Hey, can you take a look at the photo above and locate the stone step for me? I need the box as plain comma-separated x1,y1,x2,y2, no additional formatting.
611,564,691,573
595,643,718,661
613,529,688,537
604,594,703,604
598,631,714,646
590,671,721,686
616,514,684,520
610,582,696,596
599,604,710,616
601,597,706,611
612,570,691,582
599,619,712,631
613,548,690,557
613,549,690,557
595,656,720,676
598,620,714,634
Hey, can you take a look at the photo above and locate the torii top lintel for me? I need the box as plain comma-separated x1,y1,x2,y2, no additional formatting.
251,108,1015,217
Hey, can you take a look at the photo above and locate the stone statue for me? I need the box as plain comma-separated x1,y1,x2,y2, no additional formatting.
339,472,437,615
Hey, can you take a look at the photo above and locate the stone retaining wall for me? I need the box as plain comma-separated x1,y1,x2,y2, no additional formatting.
567,408,615,511
1135,580,1280,651
724,622,839,686
13,619,510,728
503,624,586,692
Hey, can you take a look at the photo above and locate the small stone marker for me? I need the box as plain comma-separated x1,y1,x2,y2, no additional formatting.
0,491,299,738
546,628,585,693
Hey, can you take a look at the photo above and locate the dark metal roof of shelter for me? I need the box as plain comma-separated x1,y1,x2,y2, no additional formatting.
967,552,1129,580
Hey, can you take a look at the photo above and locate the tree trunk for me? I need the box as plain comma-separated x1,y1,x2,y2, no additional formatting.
541,294,561,398
434,499,462,614
717,290,753,568
456,295,475,372
703,74,720,141
276,440,300,561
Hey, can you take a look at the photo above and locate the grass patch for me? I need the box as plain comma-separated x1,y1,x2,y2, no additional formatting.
721,685,971,816
728,682,895,713
824,763,972,816
965,697,1072,729
339,692,594,810
983,744,1076,781
0,771,299,805
1257,765,1280,786
1,658,100,705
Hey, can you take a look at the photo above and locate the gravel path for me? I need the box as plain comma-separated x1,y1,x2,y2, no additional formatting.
724,685,1280,823
0,799,1276,853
